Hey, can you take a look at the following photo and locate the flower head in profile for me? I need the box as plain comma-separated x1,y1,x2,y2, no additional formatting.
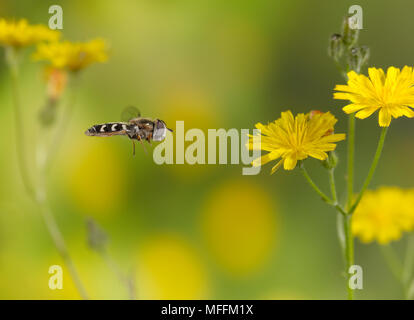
352,187,414,244
44,67,68,101
33,39,108,72
334,66,414,127
0,18,60,48
247,110,346,173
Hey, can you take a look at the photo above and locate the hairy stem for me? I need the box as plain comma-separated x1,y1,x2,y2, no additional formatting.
343,214,354,300
6,47,35,198
402,235,414,299
403,235,414,287
349,127,388,215
43,74,79,171
100,250,136,300
301,164,346,215
302,162,353,298
5,48,88,299
301,164,332,204
329,168,338,204
347,114,355,210
39,202,89,299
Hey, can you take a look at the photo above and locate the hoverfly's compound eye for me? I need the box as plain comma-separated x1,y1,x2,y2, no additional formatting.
152,120,167,141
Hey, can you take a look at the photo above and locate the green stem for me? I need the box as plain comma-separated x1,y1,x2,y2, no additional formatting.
301,164,332,204
302,162,353,299
402,234,414,299
407,280,414,300
329,168,338,204
36,75,88,299
403,235,414,282
5,48,88,299
43,74,79,171
343,214,354,300
380,244,405,295
301,164,346,215
6,47,36,198
347,114,355,210
100,250,136,300
39,202,89,299
349,127,388,215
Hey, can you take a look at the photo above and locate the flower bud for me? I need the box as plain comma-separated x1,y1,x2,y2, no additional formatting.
342,16,359,47
38,67,68,127
86,218,108,252
358,45,370,67
348,46,370,72
46,67,67,101
322,151,338,170
328,33,344,61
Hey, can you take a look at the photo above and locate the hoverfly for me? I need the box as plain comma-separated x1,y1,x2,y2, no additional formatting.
85,106,173,155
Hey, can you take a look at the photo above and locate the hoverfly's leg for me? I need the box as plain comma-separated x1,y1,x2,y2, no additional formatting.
137,136,148,154
147,132,153,145
131,140,136,156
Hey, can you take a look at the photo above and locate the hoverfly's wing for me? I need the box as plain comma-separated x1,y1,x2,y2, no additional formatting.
121,106,141,122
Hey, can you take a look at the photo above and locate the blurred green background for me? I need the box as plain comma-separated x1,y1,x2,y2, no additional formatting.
0,0,413,299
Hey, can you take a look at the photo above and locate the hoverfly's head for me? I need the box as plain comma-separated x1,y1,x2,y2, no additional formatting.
85,125,97,136
153,120,173,141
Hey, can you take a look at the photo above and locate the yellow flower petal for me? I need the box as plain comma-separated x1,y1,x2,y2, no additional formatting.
33,39,108,72
379,108,392,127
355,107,379,119
248,110,345,174
283,154,298,170
335,66,414,126
352,187,414,244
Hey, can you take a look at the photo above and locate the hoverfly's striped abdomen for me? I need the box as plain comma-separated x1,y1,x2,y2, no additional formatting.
85,122,129,137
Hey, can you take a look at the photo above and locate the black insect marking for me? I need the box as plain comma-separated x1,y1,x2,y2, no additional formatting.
104,124,111,132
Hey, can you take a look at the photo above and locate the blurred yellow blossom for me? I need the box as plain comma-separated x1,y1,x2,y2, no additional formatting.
137,235,209,299
0,18,59,48
201,179,276,276
44,67,68,101
248,110,345,173
352,187,414,244
334,67,414,127
60,139,126,218
33,39,108,72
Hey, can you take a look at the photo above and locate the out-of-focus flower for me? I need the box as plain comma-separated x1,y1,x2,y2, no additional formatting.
248,110,345,173
60,140,126,218
157,83,216,179
33,39,108,72
136,235,208,299
44,67,68,101
0,18,59,48
352,187,414,244
38,67,68,126
201,179,276,276
334,67,414,127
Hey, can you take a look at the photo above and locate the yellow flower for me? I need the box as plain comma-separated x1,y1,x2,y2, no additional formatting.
352,187,414,244
0,18,59,48
201,179,276,276
44,67,68,100
136,235,209,299
334,66,414,127
248,110,346,173
33,39,108,72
